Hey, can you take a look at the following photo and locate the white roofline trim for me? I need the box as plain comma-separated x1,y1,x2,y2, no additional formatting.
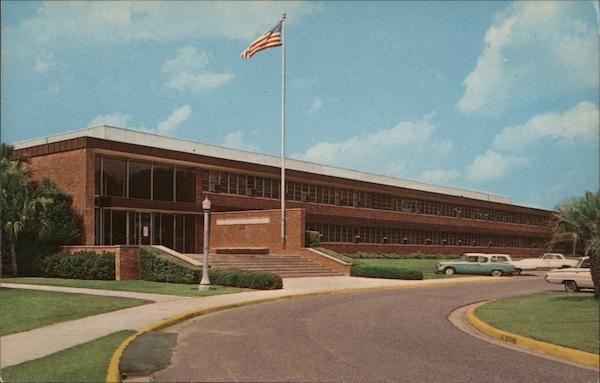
13,125,512,204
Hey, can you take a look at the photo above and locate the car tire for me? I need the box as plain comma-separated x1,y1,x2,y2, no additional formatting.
564,280,579,292
491,269,503,277
513,268,522,275
444,267,455,275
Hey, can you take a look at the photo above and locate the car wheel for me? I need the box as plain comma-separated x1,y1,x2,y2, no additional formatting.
564,280,579,292
491,269,503,277
513,268,522,275
444,267,456,275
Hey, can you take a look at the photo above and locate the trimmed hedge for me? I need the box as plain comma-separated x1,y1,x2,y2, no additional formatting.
139,247,283,289
139,247,202,284
305,231,321,248
211,269,282,290
345,251,461,260
350,264,423,280
41,251,115,280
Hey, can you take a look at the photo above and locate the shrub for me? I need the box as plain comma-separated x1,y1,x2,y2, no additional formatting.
139,247,201,284
305,231,321,247
41,251,115,280
211,269,283,290
350,264,423,280
342,252,461,260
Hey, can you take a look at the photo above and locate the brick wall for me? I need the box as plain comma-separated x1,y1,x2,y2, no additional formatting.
209,209,305,252
60,245,140,280
28,149,95,245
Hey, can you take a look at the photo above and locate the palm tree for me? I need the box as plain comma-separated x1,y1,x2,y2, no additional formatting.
0,146,50,276
551,191,600,298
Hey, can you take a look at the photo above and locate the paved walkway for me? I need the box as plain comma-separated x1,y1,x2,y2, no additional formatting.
0,283,182,303
0,275,505,368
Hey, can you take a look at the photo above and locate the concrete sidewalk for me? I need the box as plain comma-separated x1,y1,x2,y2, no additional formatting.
0,275,505,368
0,283,184,303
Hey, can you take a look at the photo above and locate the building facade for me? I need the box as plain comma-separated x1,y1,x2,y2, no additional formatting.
14,126,554,255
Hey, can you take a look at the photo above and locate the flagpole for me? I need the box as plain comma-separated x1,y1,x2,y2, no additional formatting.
280,13,286,248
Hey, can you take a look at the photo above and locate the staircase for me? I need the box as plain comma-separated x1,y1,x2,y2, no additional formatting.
185,253,343,278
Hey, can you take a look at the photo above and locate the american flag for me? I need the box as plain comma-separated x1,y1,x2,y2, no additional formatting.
241,20,283,59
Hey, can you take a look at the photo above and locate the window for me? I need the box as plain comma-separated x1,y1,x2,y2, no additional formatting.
153,165,174,201
102,157,126,197
128,161,151,199
176,167,196,202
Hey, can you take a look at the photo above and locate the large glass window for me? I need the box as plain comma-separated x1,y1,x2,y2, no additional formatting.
161,214,174,249
176,167,196,202
102,158,126,197
112,211,127,245
95,157,101,195
185,215,196,253
129,161,151,199
153,165,174,201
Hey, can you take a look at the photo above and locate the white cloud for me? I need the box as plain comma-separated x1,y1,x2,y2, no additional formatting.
465,150,526,183
293,113,453,179
87,112,130,128
166,71,235,93
157,104,192,134
87,105,191,133
458,2,599,113
163,47,234,93
34,49,56,73
223,131,259,152
163,46,209,73
493,101,599,151
22,2,318,44
308,98,322,114
419,169,460,184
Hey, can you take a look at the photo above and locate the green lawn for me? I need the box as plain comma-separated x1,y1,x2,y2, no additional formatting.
0,288,150,336
352,259,459,279
476,292,600,354
0,330,134,382
1,277,243,297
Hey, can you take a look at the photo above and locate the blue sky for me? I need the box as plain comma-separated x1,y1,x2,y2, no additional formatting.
2,1,598,209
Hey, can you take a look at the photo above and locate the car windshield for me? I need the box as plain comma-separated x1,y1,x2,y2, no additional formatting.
576,258,591,268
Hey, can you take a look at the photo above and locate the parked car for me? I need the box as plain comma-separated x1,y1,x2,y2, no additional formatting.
511,253,579,274
545,257,593,292
435,253,514,277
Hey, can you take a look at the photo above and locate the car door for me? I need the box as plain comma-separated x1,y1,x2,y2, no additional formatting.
575,258,594,288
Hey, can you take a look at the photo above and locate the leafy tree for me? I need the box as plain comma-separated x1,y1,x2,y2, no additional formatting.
1,144,80,276
551,190,600,298
0,161,51,275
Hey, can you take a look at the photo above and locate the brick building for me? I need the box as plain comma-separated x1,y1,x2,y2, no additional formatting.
13,125,554,256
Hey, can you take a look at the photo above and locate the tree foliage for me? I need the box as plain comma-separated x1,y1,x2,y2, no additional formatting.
0,144,80,276
551,190,600,298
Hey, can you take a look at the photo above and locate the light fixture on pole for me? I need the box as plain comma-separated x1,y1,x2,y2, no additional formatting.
199,196,211,291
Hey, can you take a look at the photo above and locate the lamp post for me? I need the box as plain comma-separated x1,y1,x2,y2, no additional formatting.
199,196,211,291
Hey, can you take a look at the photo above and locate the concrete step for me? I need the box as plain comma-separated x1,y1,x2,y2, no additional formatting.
181,252,343,277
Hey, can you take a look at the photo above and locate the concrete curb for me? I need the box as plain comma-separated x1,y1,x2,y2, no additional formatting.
106,277,513,382
466,301,600,370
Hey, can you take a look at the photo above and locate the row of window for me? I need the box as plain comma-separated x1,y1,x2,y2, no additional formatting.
95,156,196,202
201,170,547,226
94,209,197,253
306,222,544,248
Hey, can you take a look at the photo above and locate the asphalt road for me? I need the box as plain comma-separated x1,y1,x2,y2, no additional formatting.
154,276,599,383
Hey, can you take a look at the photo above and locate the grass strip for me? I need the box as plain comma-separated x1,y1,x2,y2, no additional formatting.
1,277,243,297
0,288,150,336
352,259,459,279
0,330,134,382
475,292,599,354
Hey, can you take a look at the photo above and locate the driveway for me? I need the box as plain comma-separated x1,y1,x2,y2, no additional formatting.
154,276,597,382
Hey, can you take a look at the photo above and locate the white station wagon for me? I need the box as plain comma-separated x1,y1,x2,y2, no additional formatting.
544,257,593,292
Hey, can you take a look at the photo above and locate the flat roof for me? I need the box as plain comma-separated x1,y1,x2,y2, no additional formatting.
13,125,512,204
